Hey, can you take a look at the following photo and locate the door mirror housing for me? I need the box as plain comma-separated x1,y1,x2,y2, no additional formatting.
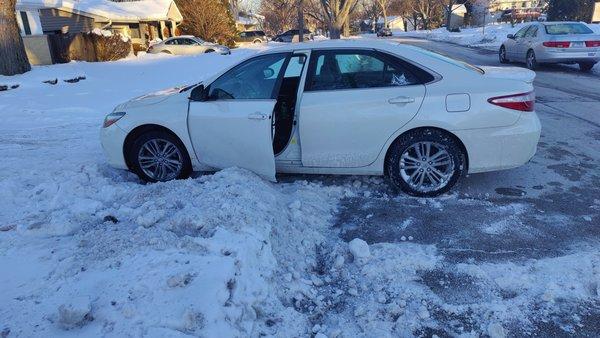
507,34,515,39
190,84,208,102
262,68,275,79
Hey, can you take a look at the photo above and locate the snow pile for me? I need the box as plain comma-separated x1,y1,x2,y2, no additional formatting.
394,23,528,49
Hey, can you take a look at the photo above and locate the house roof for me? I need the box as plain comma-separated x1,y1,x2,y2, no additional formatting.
17,0,183,23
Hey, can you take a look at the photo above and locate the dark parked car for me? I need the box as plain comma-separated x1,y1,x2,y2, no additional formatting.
273,29,313,42
377,28,393,37
235,31,268,45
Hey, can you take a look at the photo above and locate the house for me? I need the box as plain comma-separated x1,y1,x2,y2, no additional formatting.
593,2,600,24
16,0,183,52
377,16,405,31
235,13,264,32
445,4,467,29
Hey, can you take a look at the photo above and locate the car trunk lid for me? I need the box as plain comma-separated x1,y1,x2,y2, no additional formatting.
479,66,536,84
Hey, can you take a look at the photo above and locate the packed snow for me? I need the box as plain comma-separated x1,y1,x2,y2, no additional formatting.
1,41,599,337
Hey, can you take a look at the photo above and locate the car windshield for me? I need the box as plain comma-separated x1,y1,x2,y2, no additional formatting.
404,45,484,74
545,23,593,35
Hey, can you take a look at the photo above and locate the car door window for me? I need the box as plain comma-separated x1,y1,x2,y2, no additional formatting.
514,26,530,38
525,26,538,38
165,39,177,45
306,50,421,91
207,53,288,100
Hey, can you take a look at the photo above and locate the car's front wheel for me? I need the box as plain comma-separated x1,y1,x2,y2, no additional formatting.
579,62,596,72
386,129,465,197
129,131,192,182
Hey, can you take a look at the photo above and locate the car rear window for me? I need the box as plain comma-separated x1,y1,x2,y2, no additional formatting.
405,45,484,74
545,23,593,35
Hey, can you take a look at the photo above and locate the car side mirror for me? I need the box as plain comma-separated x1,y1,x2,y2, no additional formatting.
507,34,515,39
189,84,208,102
263,68,275,79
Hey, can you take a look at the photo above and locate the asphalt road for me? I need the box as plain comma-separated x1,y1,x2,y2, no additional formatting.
329,37,600,336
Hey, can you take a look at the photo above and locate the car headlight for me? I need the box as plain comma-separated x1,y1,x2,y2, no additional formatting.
103,112,126,128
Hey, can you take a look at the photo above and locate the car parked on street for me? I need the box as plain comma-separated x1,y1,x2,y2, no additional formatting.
377,28,393,37
147,36,231,55
234,30,268,45
272,29,313,42
499,22,600,71
102,40,541,197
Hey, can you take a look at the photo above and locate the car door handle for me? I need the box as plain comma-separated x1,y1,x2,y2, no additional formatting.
388,96,415,105
248,113,269,120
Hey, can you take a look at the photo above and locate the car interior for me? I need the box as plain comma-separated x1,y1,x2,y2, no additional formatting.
272,55,305,155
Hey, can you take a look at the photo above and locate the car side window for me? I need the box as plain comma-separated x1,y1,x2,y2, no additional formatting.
525,26,538,38
305,50,421,91
207,53,288,100
515,26,530,38
165,39,177,45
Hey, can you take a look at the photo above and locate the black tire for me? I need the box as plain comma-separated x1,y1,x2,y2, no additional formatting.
128,131,192,183
499,45,509,64
205,49,215,53
579,62,596,72
526,50,537,70
386,129,465,197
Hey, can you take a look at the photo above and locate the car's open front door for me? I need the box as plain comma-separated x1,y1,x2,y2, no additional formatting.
186,53,291,181
187,99,277,181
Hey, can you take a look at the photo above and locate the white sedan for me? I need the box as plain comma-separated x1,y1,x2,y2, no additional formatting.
101,40,541,197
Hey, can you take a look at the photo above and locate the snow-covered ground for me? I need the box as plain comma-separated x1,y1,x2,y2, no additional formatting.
1,42,600,337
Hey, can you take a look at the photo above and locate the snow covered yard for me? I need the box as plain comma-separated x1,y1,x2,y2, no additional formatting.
1,44,600,337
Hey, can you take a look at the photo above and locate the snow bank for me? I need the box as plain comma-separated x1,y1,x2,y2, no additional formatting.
2,40,599,337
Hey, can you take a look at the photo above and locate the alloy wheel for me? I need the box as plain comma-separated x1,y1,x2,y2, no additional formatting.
398,141,455,194
137,139,184,181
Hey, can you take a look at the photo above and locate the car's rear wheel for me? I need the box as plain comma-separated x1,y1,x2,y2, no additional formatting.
129,131,192,183
499,45,509,64
526,50,537,70
579,62,596,72
386,129,465,197
205,49,215,53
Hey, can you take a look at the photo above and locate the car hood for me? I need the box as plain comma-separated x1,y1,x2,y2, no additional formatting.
480,66,536,84
117,85,190,110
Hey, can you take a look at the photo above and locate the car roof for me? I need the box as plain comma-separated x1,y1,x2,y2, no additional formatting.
263,39,409,53
540,21,586,25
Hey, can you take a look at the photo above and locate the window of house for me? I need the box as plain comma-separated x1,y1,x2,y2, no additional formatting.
305,50,422,91
128,23,141,39
20,11,31,35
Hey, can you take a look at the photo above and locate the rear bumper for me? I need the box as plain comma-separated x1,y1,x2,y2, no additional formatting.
455,112,542,174
536,49,600,63
100,123,128,170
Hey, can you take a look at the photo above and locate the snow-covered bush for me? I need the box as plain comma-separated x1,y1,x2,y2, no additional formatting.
60,31,132,62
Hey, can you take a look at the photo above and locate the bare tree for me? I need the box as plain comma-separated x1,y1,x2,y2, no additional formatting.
260,0,297,34
297,0,305,42
0,0,31,75
319,0,360,39
175,0,237,46
409,0,442,30
438,0,457,30
374,0,392,28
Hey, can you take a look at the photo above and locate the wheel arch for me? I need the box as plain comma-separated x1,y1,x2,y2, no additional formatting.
122,124,188,170
383,126,469,175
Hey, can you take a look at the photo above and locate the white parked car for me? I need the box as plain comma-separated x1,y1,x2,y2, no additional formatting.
101,40,541,197
147,36,231,55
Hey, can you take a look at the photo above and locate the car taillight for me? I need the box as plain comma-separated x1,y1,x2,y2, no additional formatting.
488,92,535,112
542,41,570,48
103,112,126,128
147,46,154,51
585,41,600,47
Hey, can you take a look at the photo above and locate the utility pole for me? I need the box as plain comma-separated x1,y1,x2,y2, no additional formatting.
297,0,304,42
